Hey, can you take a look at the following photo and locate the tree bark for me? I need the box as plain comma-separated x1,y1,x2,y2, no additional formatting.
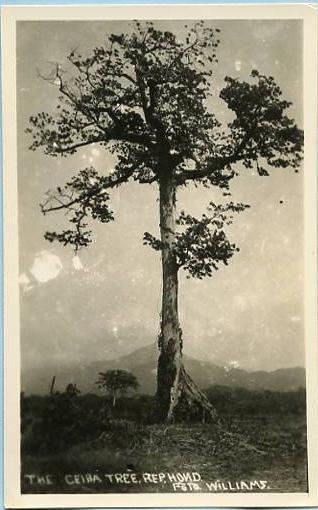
156,172,218,423
156,173,182,421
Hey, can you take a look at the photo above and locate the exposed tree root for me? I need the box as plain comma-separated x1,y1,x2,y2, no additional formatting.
167,364,219,423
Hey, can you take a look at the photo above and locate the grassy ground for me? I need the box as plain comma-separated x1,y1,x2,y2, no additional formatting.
21,414,307,494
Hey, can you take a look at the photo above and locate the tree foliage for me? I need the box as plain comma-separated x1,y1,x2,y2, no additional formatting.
42,167,114,250
96,370,139,405
27,21,303,259
144,201,250,279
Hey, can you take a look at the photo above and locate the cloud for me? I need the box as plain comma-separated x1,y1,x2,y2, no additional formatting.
19,273,33,292
91,148,100,157
30,251,62,283
234,59,242,71
72,255,83,271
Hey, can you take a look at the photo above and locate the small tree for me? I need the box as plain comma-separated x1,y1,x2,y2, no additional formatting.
96,370,139,407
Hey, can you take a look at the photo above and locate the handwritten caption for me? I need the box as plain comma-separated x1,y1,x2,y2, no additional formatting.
24,472,270,492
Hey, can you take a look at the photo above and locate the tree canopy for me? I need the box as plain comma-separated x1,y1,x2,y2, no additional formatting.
27,21,303,261
96,369,139,405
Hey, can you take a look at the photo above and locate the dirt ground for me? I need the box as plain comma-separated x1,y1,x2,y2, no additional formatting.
21,414,307,494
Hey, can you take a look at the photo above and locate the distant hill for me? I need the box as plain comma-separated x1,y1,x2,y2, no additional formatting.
22,343,306,396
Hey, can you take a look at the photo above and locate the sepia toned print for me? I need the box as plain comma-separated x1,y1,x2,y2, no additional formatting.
2,4,318,508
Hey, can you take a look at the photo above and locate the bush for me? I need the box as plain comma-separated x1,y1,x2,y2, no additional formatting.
205,386,306,415
21,389,104,454
21,386,306,455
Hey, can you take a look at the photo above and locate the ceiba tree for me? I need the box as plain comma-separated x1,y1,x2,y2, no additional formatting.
27,21,303,422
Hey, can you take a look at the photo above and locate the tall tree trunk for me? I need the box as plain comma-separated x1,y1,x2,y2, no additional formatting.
156,173,218,423
156,173,182,421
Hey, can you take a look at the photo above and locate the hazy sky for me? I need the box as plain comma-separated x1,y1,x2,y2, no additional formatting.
17,19,304,372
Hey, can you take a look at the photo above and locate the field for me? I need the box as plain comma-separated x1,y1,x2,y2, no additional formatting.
21,388,308,494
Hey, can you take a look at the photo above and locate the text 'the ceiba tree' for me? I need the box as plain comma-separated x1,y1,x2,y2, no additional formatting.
27,21,303,422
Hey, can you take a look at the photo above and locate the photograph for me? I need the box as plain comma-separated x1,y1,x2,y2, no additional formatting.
2,4,317,508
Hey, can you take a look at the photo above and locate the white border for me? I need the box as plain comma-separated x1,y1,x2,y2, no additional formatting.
2,4,318,508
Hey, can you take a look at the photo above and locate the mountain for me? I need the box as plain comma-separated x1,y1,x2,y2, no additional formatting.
22,343,306,396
